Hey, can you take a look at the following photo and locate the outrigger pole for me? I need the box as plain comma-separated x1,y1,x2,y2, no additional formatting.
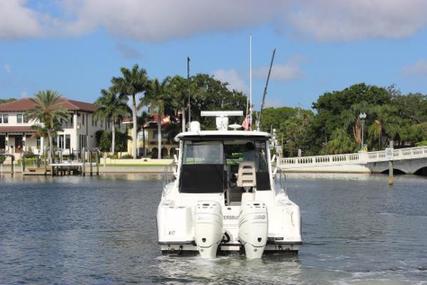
257,48,276,130
187,56,191,128
249,35,253,130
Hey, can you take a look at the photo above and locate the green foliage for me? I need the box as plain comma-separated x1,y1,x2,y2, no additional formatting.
96,130,129,152
111,64,149,158
0,156,5,164
120,154,133,159
98,65,427,157
189,74,247,128
322,128,357,154
26,90,69,163
416,140,427,146
95,89,130,123
262,83,427,156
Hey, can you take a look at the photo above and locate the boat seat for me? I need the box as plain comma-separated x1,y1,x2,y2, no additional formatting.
237,161,257,190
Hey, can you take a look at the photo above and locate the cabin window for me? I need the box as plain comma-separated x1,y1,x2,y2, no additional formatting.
180,141,224,193
224,141,270,191
179,139,271,194
183,142,223,164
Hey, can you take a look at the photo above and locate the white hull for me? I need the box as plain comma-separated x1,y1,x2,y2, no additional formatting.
157,114,302,258
157,183,302,257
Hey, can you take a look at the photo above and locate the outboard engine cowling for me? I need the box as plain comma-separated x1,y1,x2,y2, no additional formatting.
239,201,268,259
194,201,223,258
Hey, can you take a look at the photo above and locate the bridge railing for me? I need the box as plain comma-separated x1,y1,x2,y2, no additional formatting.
280,152,361,166
279,146,427,167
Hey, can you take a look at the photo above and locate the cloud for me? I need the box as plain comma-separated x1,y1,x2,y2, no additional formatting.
253,57,303,81
402,59,427,77
1,0,427,42
3,64,11,73
116,43,142,59
0,0,44,39
59,0,288,41
213,69,247,92
288,0,427,41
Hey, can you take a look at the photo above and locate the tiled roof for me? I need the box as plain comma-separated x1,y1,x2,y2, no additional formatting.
0,98,35,112
0,97,97,112
0,126,36,133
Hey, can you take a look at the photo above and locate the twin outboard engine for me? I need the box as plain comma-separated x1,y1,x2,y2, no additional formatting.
194,201,223,258
238,201,268,259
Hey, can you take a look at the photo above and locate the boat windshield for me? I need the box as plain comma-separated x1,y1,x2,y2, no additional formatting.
179,139,270,194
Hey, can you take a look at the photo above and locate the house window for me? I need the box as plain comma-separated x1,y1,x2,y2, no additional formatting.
0,114,8,124
17,114,23,123
23,114,28,123
36,137,41,149
79,134,87,149
58,135,65,149
82,114,85,126
65,135,71,149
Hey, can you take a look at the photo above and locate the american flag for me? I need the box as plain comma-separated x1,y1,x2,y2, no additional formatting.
242,114,251,130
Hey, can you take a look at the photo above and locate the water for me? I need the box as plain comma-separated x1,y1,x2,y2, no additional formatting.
0,174,426,284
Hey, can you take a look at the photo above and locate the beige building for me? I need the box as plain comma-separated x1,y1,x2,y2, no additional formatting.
124,116,178,158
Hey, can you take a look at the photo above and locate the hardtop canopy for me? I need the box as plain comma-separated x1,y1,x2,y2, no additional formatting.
175,130,271,142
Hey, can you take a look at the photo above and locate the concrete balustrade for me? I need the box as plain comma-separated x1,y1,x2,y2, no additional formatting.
278,146,427,174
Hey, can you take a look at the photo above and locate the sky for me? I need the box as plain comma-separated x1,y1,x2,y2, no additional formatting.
1,0,427,110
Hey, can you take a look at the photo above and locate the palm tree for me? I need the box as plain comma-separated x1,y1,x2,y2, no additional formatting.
26,90,68,163
166,75,190,132
111,64,148,159
137,111,150,157
369,119,383,150
143,78,169,159
95,89,130,154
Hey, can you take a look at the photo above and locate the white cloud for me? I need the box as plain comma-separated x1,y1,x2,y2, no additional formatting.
253,57,303,81
1,0,427,42
0,0,43,39
3,64,11,73
288,0,427,41
59,0,288,41
402,59,427,77
213,69,247,92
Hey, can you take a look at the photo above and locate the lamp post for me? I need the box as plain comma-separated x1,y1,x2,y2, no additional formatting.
359,112,367,150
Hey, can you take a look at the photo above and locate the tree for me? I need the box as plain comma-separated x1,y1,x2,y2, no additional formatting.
368,120,383,150
165,75,190,132
188,74,247,128
95,89,129,154
26,90,68,163
323,128,357,154
143,78,170,159
111,64,148,159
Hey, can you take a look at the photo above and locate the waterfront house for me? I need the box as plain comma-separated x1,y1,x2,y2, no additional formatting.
0,97,107,158
123,114,178,158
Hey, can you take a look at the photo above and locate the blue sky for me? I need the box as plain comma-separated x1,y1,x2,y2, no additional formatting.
1,0,427,110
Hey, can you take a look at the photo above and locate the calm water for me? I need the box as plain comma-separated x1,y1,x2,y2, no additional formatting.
0,173,426,285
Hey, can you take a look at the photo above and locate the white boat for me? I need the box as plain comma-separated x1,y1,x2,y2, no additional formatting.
157,111,302,259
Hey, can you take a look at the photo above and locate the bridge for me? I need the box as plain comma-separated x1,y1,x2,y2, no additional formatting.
278,146,427,175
